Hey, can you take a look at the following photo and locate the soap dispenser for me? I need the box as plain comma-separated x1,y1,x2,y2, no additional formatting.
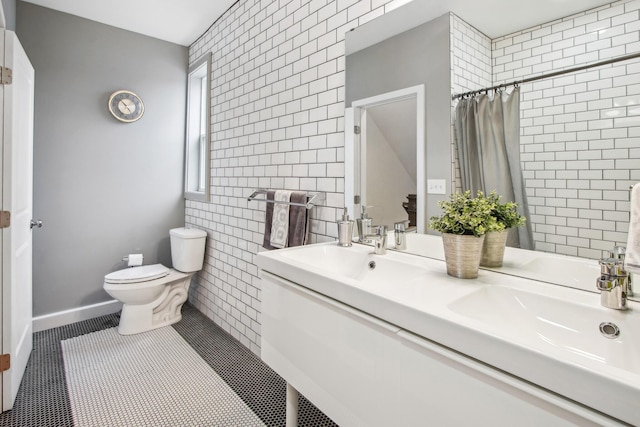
336,208,353,247
356,206,373,243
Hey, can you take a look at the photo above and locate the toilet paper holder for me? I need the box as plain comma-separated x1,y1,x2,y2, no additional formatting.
122,253,144,267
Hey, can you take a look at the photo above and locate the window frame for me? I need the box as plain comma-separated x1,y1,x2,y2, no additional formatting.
184,53,211,201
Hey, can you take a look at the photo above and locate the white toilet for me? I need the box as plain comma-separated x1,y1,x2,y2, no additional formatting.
103,227,207,335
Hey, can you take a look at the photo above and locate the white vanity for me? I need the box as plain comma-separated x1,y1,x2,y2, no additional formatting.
257,238,639,426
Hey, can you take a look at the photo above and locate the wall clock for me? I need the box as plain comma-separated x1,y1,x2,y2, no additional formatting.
108,90,145,123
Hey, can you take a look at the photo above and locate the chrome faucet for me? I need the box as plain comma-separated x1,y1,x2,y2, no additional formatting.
356,206,373,243
613,246,633,297
365,225,388,255
597,246,632,310
394,221,408,250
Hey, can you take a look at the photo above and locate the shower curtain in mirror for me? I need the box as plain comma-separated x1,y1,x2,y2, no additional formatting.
454,87,534,249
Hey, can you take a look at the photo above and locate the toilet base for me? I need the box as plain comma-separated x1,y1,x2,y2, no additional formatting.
117,273,194,335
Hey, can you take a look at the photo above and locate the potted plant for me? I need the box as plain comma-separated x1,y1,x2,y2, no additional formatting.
480,191,527,268
429,191,497,278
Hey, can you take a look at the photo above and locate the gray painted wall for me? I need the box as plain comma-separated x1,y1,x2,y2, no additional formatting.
17,2,188,317
345,13,452,225
1,0,15,30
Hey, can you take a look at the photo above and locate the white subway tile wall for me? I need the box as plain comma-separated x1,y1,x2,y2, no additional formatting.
491,0,639,258
187,0,397,353
451,0,639,258
451,15,492,93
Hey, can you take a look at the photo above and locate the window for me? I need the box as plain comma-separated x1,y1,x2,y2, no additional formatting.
185,53,211,201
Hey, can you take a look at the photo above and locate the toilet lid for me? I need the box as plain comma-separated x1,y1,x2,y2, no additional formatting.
104,264,170,284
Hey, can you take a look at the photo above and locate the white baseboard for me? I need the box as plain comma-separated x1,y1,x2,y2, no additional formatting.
33,300,122,333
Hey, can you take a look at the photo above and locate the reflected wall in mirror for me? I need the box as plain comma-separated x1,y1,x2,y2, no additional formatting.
346,0,639,259
451,5,640,261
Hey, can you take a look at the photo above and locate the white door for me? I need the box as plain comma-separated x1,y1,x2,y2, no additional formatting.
1,29,35,411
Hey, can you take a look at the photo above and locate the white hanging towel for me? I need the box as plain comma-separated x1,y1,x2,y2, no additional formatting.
625,183,640,274
270,190,292,249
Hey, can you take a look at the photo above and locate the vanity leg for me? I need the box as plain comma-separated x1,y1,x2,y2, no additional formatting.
286,382,299,427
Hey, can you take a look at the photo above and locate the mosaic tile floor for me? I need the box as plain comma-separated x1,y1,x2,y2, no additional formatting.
0,304,337,427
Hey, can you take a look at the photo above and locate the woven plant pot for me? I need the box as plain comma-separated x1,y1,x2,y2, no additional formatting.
442,233,485,279
480,230,509,268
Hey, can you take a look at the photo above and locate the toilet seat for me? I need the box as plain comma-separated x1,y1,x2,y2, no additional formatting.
104,264,170,284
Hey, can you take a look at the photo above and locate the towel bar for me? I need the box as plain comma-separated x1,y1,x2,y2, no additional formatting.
248,189,325,209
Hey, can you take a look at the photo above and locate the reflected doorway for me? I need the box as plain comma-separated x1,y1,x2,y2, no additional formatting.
345,85,425,232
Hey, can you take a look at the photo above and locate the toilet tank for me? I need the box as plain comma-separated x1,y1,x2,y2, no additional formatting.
170,227,207,272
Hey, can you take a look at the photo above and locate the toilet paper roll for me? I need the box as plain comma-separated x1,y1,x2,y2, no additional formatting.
127,253,143,267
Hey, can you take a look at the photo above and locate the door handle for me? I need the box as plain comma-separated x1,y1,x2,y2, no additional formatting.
30,219,43,229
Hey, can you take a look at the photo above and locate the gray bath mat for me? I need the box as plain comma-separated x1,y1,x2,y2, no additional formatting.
61,326,266,427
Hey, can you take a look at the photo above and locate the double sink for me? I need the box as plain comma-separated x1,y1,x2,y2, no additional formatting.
257,240,640,425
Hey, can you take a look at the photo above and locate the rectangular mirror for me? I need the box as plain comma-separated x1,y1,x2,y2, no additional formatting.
185,52,211,201
344,0,639,298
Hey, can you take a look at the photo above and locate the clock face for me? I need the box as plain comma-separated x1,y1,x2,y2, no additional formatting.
108,90,144,123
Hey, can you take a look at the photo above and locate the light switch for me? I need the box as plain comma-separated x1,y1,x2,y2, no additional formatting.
427,179,446,194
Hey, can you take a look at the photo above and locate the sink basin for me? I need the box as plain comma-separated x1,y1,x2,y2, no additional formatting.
515,256,600,288
278,243,430,286
448,285,640,372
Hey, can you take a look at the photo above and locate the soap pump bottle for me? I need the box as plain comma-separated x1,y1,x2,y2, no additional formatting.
337,208,353,247
356,206,372,243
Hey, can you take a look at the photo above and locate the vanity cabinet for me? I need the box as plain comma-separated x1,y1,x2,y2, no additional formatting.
261,271,621,426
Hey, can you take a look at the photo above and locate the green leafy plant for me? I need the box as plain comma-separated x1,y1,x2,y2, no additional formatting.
429,191,499,237
485,191,526,229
